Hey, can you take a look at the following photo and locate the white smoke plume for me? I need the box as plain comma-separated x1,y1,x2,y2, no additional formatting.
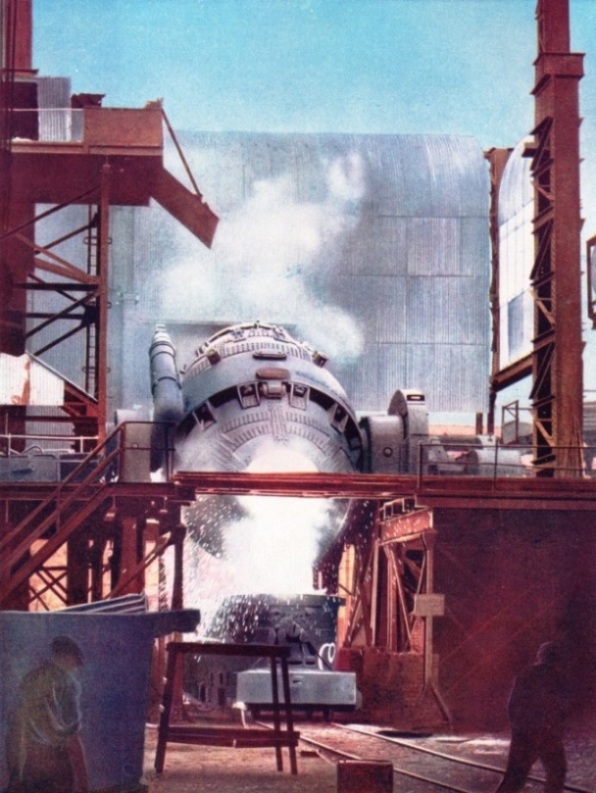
162,152,366,362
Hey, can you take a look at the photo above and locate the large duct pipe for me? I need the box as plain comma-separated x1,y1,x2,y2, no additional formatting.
149,324,184,470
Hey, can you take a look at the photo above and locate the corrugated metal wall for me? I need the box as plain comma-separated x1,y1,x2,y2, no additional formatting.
105,132,490,421
36,77,75,142
498,137,533,369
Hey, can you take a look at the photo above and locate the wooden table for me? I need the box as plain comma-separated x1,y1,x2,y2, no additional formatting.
155,641,300,775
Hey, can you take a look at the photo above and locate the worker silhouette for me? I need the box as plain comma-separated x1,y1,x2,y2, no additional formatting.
495,641,571,793
5,635,88,793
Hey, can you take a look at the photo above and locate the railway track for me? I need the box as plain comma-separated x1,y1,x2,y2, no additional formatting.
292,723,594,793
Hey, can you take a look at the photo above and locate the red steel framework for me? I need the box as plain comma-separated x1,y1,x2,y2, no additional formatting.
487,0,585,476
0,0,592,617
528,0,584,476
588,234,596,325
485,146,513,435
1,0,595,735
0,0,217,608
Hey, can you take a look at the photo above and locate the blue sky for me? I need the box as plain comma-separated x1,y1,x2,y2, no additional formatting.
33,0,592,147
32,0,596,228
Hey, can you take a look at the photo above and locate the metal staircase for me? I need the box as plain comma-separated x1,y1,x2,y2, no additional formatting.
0,421,192,609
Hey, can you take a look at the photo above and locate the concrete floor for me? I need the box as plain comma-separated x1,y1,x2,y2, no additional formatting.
142,723,596,793
143,726,338,793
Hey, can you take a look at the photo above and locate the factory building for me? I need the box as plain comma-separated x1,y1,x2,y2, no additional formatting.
0,1,595,791
31,131,491,424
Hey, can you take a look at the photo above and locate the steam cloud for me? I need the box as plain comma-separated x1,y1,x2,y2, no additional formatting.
160,152,366,621
162,152,366,362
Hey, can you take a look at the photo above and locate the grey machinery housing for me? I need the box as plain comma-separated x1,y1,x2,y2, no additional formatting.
148,320,429,480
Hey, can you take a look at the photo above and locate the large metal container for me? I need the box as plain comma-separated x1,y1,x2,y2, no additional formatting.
185,594,351,714
206,593,344,649
0,608,200,793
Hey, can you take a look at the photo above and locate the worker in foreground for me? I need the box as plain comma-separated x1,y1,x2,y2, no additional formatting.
495,641,572,793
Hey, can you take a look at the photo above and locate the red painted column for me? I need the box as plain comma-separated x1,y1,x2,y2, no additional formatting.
530,0,584,476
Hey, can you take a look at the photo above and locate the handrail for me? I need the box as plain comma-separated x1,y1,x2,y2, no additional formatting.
0,434,98,455
417,440,593,485
0,452,117,577
0,421,176,570
0,424,122,557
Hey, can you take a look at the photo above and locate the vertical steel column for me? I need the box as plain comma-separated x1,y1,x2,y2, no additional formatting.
96,164,111,443
0,0,34,446
529,0,584,476
7,0,34,76
118,514,141,597
57,173,112,615
66,531,89,605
